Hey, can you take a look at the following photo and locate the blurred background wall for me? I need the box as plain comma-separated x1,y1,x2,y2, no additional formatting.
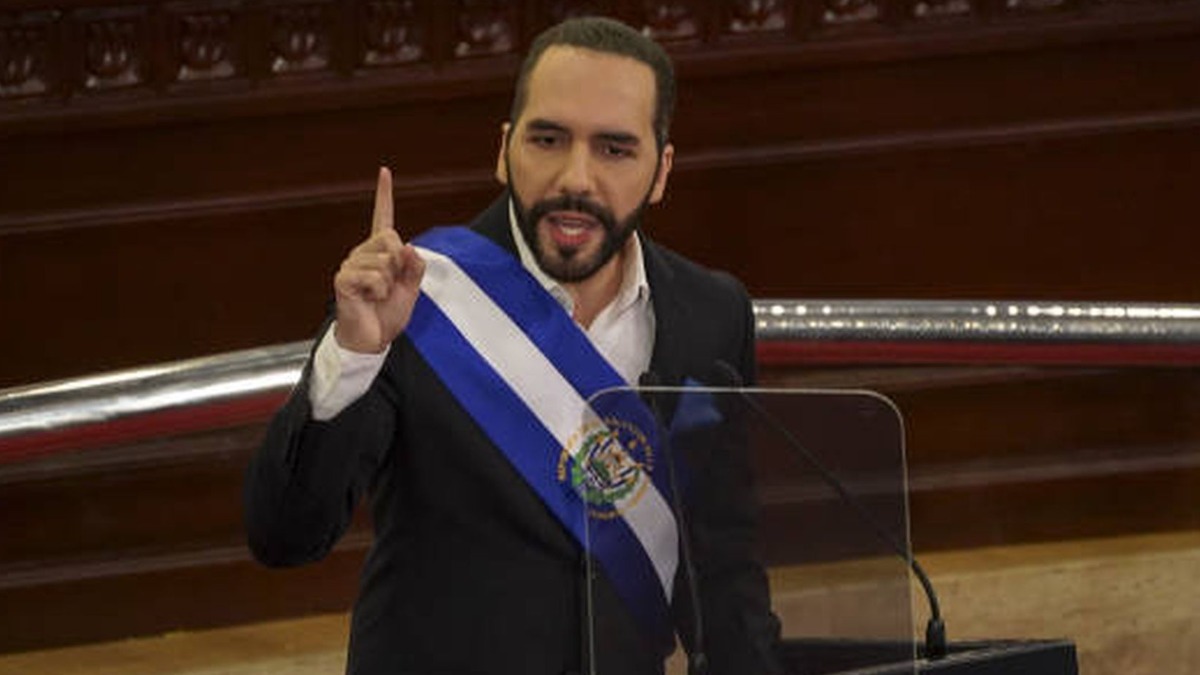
2,0,1197,389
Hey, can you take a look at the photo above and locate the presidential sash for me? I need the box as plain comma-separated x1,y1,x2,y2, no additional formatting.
407,226,678,655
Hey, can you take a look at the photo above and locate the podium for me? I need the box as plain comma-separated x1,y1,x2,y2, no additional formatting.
571,386,1079,675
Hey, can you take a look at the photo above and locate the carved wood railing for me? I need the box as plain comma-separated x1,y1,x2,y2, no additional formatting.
3,0,1196,120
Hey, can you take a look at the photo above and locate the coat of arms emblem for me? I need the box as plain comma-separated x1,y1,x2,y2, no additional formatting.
558,418,655,520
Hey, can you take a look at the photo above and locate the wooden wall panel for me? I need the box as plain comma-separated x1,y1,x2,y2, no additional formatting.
0,182,496,385
764,366,1200,552
660,120,1200,299
6,116,1195,386
3,1,1198,388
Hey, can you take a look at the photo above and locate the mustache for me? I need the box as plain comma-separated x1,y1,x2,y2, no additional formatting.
526,195,617,232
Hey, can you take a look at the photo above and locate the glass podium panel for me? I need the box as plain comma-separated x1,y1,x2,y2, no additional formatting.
574,386,917,675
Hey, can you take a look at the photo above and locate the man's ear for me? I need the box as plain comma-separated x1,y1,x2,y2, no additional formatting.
648,142,674,205
495,122,511,185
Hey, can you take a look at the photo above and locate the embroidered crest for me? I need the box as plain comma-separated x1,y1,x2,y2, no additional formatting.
558,418,655,520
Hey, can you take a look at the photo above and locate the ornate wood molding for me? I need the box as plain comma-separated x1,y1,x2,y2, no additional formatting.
2,0,1197,122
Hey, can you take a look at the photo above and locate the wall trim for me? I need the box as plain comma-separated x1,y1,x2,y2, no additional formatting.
2,107,1196,236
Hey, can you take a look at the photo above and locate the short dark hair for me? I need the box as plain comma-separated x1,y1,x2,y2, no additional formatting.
509,17,676,150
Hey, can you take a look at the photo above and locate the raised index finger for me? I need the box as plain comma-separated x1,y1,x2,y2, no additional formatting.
371,166,394,236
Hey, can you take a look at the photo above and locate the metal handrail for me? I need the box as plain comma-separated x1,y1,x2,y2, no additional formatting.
754,300,1200,342
3,299,1200,448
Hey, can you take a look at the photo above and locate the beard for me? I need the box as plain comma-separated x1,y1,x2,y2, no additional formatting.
508,166,655,284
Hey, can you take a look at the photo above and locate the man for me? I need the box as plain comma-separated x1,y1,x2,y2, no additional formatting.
245,16,782,675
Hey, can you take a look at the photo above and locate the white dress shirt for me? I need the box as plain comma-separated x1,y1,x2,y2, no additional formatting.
308,202,656,420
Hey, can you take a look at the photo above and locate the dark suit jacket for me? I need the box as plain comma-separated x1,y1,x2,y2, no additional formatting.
244,195,782,675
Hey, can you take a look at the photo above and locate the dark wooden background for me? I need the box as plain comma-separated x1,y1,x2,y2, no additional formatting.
2,0,1198,389
1,0,1198,654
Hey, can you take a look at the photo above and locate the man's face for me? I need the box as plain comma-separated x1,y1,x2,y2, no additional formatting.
496,46,673,283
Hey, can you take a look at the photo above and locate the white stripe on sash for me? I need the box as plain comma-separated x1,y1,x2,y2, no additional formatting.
416,246,678,598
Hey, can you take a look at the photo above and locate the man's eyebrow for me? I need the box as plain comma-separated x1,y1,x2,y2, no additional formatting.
595,131,641,146
523,119,641,145
525,118,568,133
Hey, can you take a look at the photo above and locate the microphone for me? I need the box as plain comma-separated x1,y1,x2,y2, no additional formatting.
710,360,949,661
639,371,709,675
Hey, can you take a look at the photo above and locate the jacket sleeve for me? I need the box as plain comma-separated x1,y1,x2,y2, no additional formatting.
243,324,401,567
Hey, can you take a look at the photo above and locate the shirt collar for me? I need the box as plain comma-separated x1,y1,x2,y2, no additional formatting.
508,198,650,316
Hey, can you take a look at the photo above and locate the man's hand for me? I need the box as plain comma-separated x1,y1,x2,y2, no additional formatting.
333,167,426,353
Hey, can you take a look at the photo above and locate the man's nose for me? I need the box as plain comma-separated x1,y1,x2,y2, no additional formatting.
555,142,595,196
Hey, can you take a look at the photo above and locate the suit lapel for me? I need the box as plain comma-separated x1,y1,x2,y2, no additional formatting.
642,236,690,387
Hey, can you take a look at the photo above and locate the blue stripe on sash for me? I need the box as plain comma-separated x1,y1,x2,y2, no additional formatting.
415,227,677,504
404,232,676,654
